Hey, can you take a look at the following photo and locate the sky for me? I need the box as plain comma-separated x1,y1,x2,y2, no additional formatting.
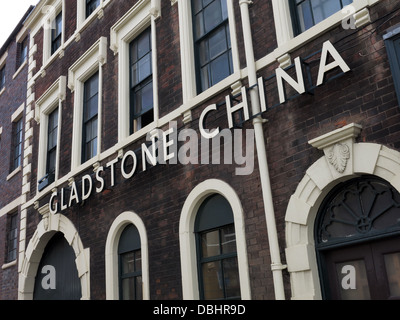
0,1,38,48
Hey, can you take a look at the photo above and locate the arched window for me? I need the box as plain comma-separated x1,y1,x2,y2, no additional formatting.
118,224,142,300
315,176,400,300
195,194,240,300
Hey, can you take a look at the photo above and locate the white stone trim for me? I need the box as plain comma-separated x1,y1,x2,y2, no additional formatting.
285,124,400,300
76,0,112,31
35,76,66,191
0,196,23,218
0,51,7,68
18,213,90,300
68,36,107,170
179,179,251,300
11,103,24,123
105,211,150,300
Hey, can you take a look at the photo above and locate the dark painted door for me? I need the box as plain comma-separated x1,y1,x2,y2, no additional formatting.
323,236,400,300
33,232,82,300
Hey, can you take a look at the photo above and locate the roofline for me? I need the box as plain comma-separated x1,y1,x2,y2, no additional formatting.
0,5,36,57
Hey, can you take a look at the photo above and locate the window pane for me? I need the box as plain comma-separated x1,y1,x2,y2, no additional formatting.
311,0,341,25
210,52,232,86
194,12,205,40
85,118,97,142
136,110,154,130
0,67,5,89
133,81,153,116
48,149,57,173
201,230,221,258
86,96,98,121
140,81,153,113
208,28,228,60
204,0,223,34
136,276,143,300
137,54,152,84
201,65,210,92
199,40,209,66
85,74,99,101
86,0,100,18
221,225,236,254
122,278,135,300
137,32,151,59
135,250,142,272
202,261,224,300
384,252,400,297
122,252,135,275
223,258,241,298
89,138,97,159
193,0,202,14
52,13,62,40
297,1,314,32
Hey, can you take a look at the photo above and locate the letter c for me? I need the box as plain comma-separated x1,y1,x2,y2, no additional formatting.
199,104,220,139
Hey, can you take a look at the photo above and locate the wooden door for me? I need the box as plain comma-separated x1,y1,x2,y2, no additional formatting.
322,236,400,300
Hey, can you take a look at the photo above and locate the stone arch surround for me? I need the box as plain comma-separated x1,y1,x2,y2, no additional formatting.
18,212,90,300
285,139,400,300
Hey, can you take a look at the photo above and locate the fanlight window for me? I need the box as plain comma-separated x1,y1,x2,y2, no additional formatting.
316,176,400,247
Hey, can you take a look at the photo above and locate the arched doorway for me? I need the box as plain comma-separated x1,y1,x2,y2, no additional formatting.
315,176,400,300
33,232,82,300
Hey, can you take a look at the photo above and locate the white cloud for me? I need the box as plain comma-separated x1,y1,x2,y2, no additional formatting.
0,1,38,48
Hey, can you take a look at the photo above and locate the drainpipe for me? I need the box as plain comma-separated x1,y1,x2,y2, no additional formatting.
239,0,286,300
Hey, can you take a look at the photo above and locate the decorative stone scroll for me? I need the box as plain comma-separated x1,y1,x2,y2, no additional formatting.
309,123,362,177
327,143,350,173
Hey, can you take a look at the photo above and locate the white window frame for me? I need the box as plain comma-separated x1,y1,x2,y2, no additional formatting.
35,76,66,193
272,0,380,52
105,211,150,300
110,0,160,143
179,179,251,300
77,0,112,31
42,0,65,64
14,27,29,79
7,104,24,180
68,36,107,171
0,52,7,96
176,0,240,103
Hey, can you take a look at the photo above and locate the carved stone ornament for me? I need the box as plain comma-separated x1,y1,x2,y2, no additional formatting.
327,143,350,173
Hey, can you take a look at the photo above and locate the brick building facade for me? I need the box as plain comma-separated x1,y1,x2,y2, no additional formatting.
1,0,400,300
0,6,34,300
